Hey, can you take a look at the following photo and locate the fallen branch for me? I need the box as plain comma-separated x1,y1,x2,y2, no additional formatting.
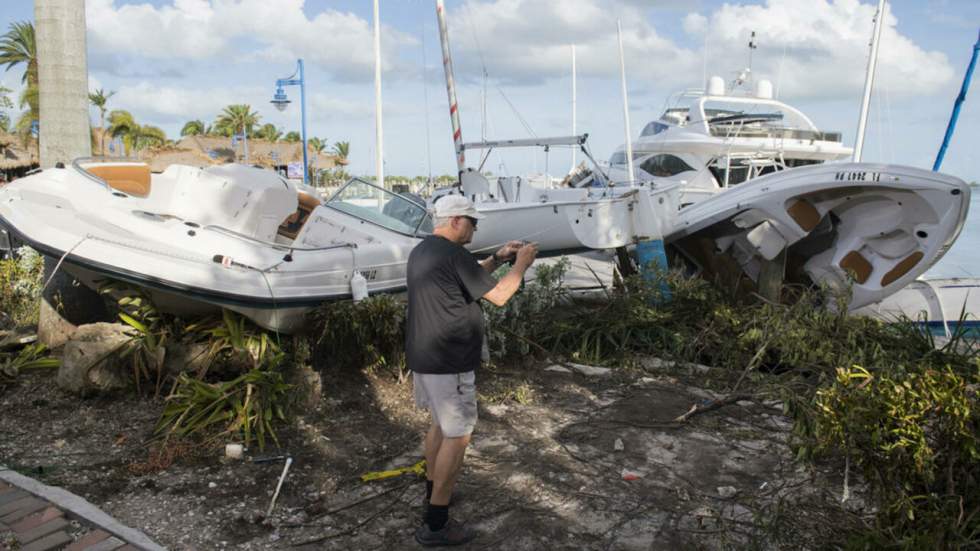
674,394,752,423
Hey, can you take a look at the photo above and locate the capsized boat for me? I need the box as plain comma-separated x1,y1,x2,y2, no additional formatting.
853,277,980,337
0,160,433,332
665,162,971,310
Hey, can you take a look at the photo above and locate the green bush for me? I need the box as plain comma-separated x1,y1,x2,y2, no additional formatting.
309,295,406,373
0,247,43,326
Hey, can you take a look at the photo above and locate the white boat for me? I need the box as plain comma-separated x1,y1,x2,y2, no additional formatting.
665,162,971,310
603,76,853,206
435,136,680,257
853,277,980,337
0,160,432,332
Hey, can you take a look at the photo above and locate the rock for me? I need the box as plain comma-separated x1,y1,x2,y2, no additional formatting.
164,341,212,377
563,362,612,377
544,365,571,374
56,322,133,394
208,482,218,489
717,486,738,498
286,364,322,411
613,438,624,452
0,311,14,331
639,357,674,371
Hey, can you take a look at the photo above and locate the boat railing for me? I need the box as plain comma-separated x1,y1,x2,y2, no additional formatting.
708,127,842,142
203,224,356,253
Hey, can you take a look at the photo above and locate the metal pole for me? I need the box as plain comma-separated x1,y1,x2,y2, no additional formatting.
617,20,635,184
571,44,577,170
243,122,249,164
934,30,979,171
436,0,465,174
299,59,309,186
853,0,886,162
373,0,385,189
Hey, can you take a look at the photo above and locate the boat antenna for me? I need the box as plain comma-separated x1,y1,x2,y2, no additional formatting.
616,20,635,184
748,31,757,76
373,0,384,189
435,0,466,177
853,0,886,162
420,16,433,189
933,29,979,171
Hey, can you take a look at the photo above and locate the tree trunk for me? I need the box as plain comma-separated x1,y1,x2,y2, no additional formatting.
36,0,91,168
36,0,104,347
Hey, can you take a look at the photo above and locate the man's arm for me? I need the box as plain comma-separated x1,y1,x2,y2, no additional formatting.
482,244,538,307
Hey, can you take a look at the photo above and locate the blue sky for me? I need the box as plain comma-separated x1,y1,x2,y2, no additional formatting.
1,0,978,182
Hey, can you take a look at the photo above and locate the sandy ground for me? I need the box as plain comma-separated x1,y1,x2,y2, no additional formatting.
0,358,859,550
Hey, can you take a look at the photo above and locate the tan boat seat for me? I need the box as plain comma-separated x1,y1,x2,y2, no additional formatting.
786,199,820,232
880,251,923,287
85,164,152,197
839,250,872,284
278,191,322,239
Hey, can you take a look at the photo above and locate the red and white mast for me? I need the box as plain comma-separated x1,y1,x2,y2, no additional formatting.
435,0,465,174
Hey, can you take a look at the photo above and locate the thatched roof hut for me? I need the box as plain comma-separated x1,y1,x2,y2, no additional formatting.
0,131,39,173
142,136,347,175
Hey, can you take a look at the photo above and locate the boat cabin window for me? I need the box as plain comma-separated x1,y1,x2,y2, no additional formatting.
640,121,670,137
609,151,627,167
326,178,432,237
639,154,696,178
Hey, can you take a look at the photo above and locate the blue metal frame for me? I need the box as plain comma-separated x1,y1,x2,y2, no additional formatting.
934,30,979,172
272,59,309,186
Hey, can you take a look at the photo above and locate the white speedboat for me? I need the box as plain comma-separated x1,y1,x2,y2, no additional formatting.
665,162,971,310
0,160,432,332
439,136,680,256
604,76,853,206
853,277,980,337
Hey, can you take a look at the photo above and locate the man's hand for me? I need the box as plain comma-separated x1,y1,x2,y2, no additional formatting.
494,241,524,263
515,242,539,269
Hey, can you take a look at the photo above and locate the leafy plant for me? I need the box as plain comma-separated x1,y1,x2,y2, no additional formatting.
310,295,406,374
184,309,282,377
484,257,570,358
0,246,43,326
100,282,169,395
0,343,58,387
157,368,291,450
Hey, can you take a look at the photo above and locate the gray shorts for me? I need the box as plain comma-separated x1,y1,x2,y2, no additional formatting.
413,371,478,438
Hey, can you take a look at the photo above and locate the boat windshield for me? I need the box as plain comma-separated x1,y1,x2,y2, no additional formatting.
326,179,433,237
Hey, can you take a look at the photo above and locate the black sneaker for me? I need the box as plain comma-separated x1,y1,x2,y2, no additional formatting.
414,519,476,547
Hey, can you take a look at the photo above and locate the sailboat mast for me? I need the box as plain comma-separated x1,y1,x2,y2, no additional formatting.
617,20,635,184
853,0,886,162
435,0,465,175
373,0,385,188
571,44,577,170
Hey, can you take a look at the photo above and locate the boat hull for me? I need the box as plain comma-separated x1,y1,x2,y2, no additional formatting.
665,163,971,310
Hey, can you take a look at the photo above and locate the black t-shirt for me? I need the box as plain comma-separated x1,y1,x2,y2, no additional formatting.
406,235,496,374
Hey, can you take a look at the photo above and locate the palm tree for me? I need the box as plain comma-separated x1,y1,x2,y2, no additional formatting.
134,125,166,152
255,123,282,142
180,119,205,137
332,140,350,160
0,85,12,132
214,104,260,138
0,22,37,87
88,88,116,157
283,131,301,143
308,137,327,185
14,85,37,151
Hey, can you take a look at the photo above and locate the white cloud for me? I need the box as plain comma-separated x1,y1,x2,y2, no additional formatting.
683,13,708,35
444,0,701,86
692,0,954,99
85,0,417,81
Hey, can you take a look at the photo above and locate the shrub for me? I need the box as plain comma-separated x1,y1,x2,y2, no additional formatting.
309,295,406,373
0,246,43,326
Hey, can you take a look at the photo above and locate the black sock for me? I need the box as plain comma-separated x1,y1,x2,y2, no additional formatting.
425,503,449,531
425,480,433,503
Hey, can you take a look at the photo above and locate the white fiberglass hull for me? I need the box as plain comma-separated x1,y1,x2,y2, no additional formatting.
666,163,970,310
466,184,680,256
0,163,422,333
853,277,980,336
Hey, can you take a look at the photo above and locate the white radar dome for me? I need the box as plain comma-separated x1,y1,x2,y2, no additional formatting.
756,79,774,99
706,76,725,96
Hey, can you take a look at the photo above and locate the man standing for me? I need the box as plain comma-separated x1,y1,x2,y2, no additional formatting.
407,195,538,546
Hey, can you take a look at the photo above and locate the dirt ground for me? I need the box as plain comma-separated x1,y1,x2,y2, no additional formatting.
0,357,861,550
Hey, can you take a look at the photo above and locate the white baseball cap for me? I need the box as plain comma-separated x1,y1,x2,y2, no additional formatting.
433,194,485,219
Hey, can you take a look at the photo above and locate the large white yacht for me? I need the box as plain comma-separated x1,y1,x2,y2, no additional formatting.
607,75,853,205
